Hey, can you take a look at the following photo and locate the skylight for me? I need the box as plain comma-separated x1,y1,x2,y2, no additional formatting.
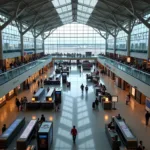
52,0,72,24
77,0,98,24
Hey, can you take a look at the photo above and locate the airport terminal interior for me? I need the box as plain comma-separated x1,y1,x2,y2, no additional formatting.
0,0,150,150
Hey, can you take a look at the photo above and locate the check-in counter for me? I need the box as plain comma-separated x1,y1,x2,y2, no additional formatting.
41,89,54,109
32,88,45,101
95,87,101,96
114,117,138,149
105,124,121,149
55,74,61,80
55,69,61,74
44,79,60,85
37,122,53,150
17,120,38,150
26,101,41,110
49,74,54,80
0,117,25,149
46,88,54,101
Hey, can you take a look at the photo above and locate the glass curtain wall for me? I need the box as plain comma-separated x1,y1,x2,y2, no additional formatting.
36,36,43,51
2,21,21,53
45,23,105,55
130,23,148,53
107,35,114,51
116,30,127,51
23,31,34,51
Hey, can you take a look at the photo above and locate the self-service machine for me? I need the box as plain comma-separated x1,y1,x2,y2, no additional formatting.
62,73,67,84
37,122,53,150
55,88,62,103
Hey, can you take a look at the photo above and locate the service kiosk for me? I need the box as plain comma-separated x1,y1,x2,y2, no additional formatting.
55,88,62,103
62,73,67,84
37,122,53,150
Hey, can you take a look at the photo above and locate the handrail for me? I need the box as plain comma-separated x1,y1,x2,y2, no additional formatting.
0,55,52,85
98,55,150,86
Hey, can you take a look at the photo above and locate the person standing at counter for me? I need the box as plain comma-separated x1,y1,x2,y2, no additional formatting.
145,111,150,126
2,124,7,133
40,114,45,122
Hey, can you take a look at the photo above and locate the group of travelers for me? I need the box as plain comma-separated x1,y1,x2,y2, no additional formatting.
37,78,43,87
15,97,28,111
137,141,145,150
80,84,88,93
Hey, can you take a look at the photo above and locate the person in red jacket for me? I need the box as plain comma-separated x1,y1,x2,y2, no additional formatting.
71,126,77,143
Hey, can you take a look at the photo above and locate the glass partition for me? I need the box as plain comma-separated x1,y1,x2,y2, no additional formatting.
98,56,150,85
0,55,51,85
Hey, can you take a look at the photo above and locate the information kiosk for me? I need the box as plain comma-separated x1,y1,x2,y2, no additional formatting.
55,88,62,103
17,120,38,150
37,122,53,150
62,73,67,83
0,117,25,149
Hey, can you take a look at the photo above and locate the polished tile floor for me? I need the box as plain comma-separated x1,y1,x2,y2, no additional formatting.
0,65,150,150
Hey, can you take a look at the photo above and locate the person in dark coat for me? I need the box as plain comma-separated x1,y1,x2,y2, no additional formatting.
16,98,20,111
145,111,150,126
80,84,84,93
85,85,88,93
95,98,99,108
40,114,45,122
2,124,7,133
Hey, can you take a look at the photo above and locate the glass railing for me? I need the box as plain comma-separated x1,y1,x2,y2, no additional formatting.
0,55,52,85
98,55,150,86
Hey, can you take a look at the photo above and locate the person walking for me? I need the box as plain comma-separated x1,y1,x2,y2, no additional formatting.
80,84,84,93
71,126,77,143
95,98,99,109
125,94,130,105
16,98,20,111
85,85,88,93
37,80,40,87
145,111,150,126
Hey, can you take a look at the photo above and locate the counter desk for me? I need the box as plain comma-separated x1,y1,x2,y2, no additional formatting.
26,101,41,109
44,79,60,85
33,88,45,101
17,120,38,150
101,99,112,110
0,117,25,149
114,117,138,149
105,124,121,149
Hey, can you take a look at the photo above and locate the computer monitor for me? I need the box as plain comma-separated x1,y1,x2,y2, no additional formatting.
112,96,118,102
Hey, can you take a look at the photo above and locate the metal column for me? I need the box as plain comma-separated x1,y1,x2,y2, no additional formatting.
148,28,150,59
0,30,3,67
127,20,131,56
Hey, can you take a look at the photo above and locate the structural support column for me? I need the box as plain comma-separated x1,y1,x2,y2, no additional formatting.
127,20,131,56
20,33,24,62
0,30,4,67
42,39,45,54
105,38,108,54
34,28,36,55
148,28,150,59
114,36,116,55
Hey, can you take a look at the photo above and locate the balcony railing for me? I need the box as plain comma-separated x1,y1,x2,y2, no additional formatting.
0,55,52,85
98,55,150,86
